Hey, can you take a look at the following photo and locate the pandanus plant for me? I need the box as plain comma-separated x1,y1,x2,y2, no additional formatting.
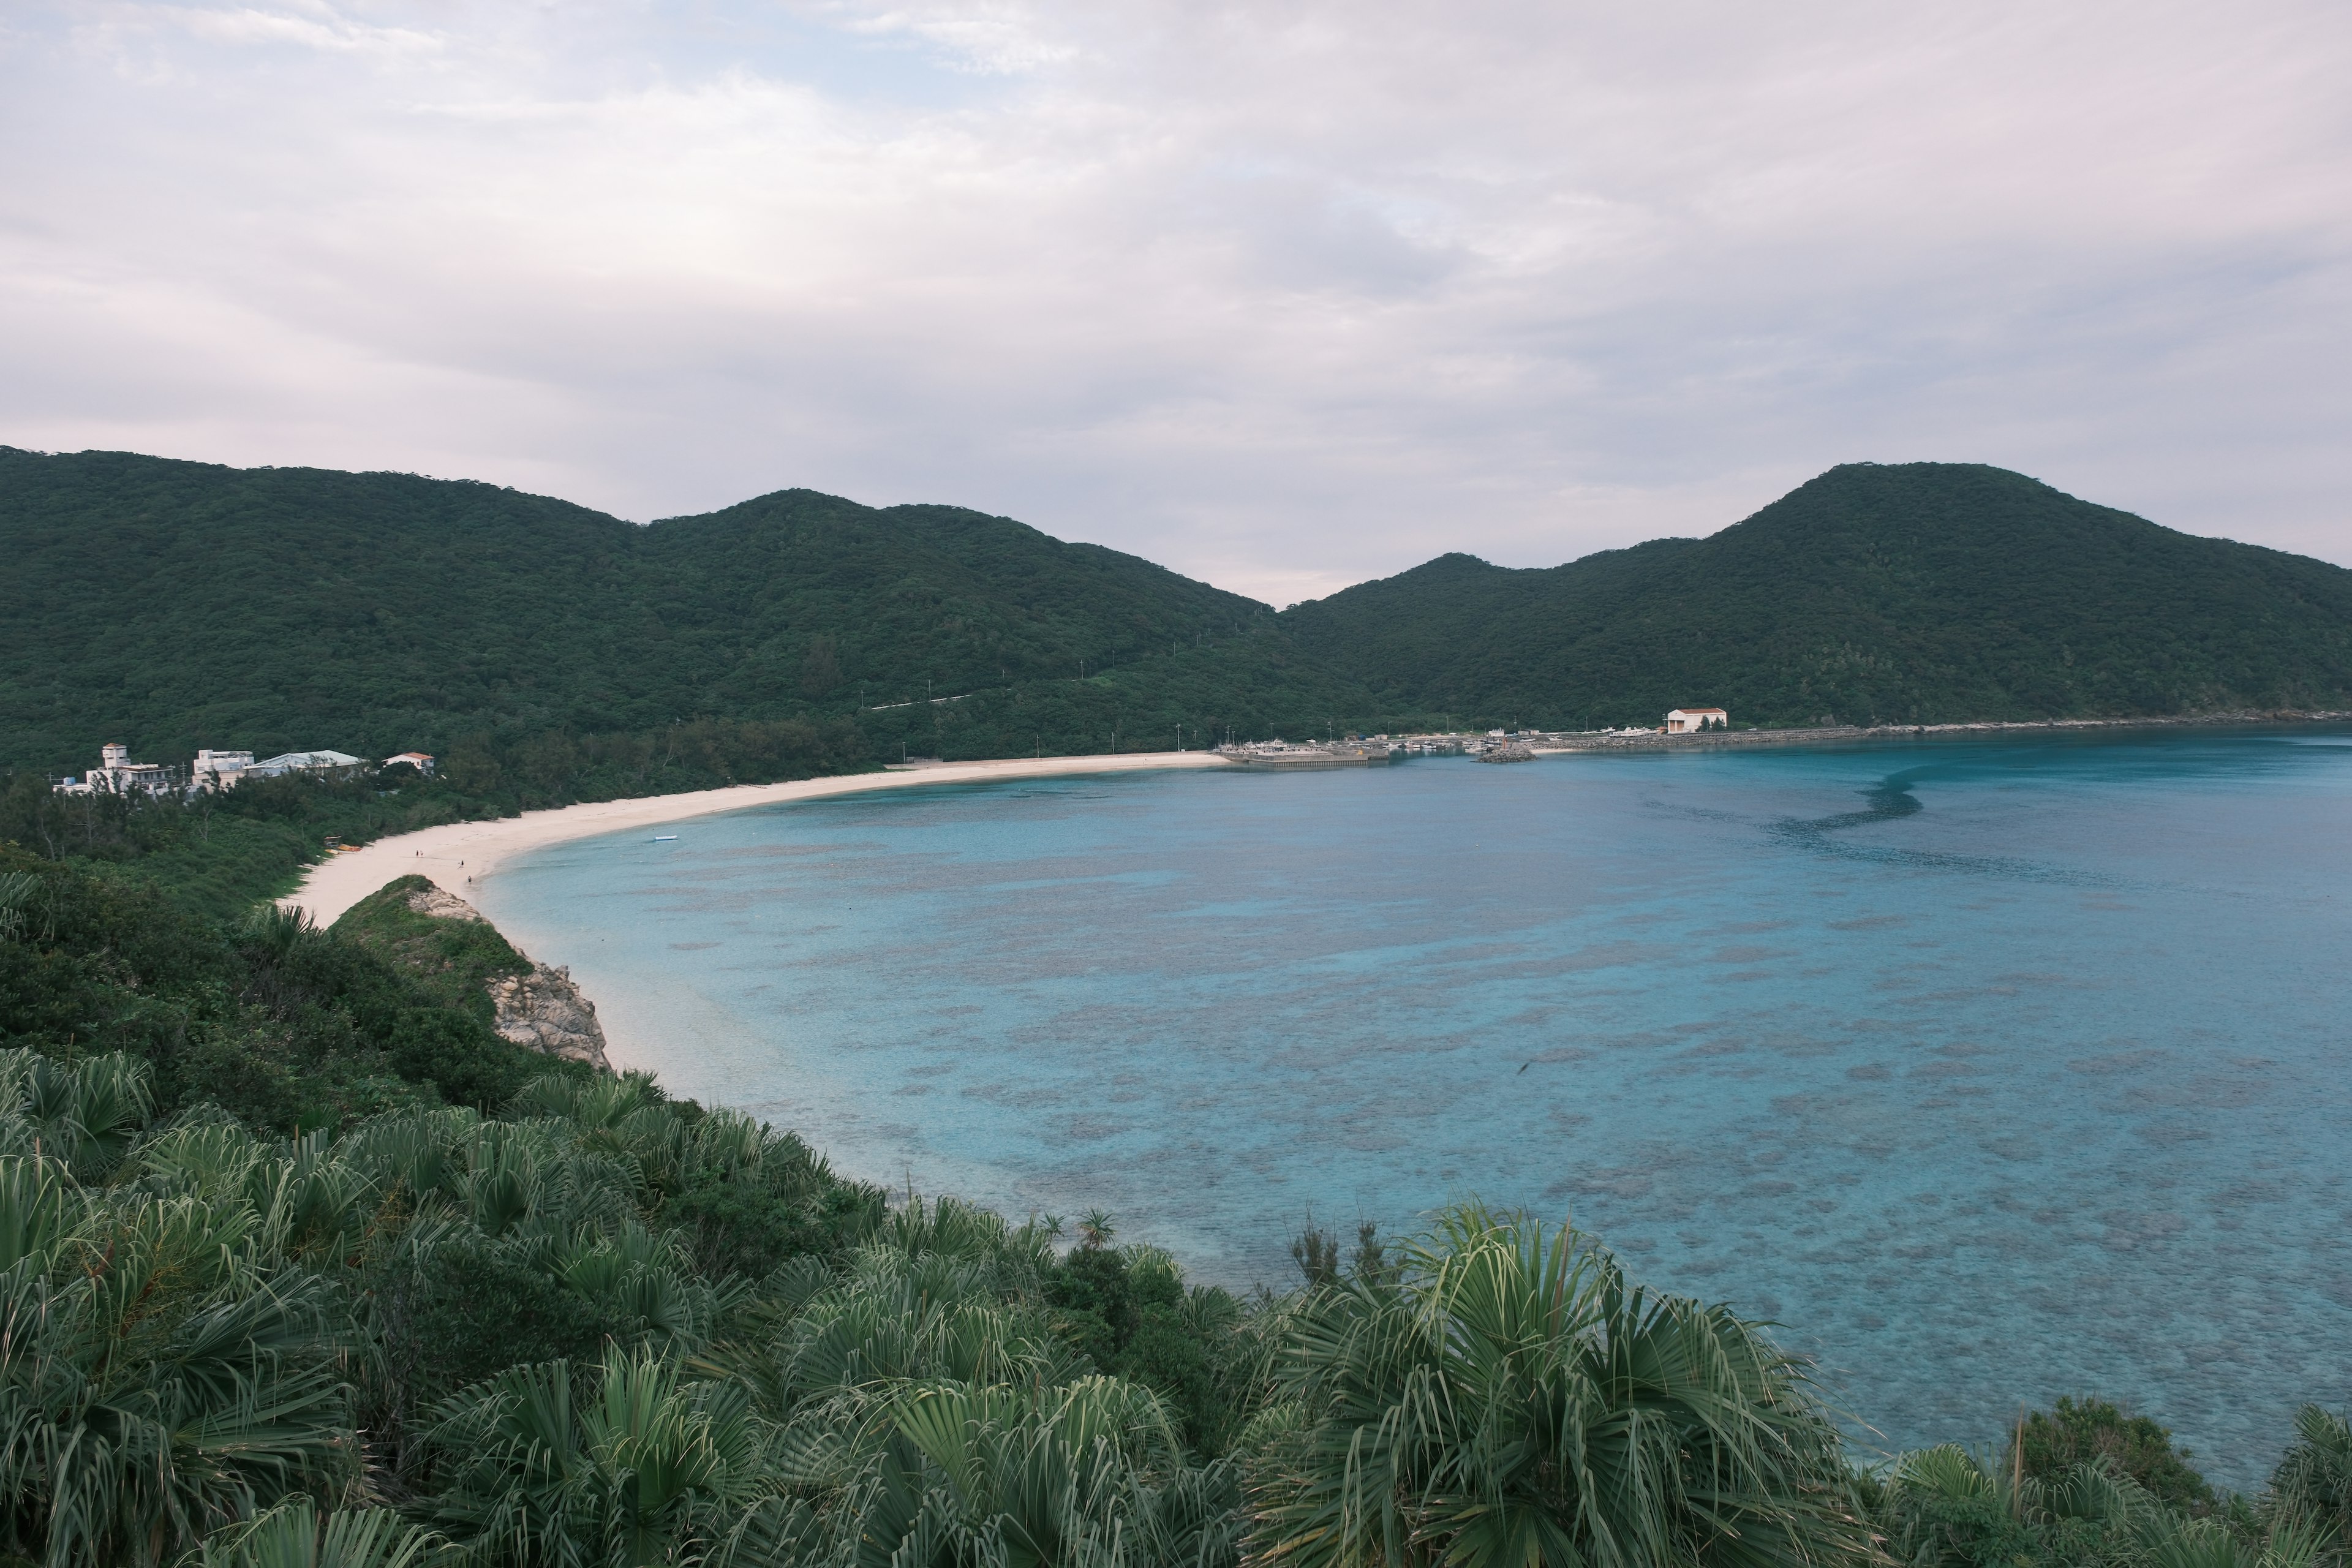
187,1495,444,1568
1,1045,151,1178
706,1238,1092,1424
1245,1203,1871,1568
0,1152,353,1568
2267,1406,2352,1553
424,1345,769,1568
1878,1441,2338,1568
752,1373,1240,1568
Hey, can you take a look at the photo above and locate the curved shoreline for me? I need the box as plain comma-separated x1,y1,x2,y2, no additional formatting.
288,713,2352,927
283,751,1231,926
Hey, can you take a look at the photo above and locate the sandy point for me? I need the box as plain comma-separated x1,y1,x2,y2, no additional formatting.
283,751,1231,926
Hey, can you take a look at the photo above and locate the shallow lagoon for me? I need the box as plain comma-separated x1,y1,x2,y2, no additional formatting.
476,728,2352,1481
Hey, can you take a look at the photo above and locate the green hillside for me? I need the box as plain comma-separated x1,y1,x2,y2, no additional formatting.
1277,463,2352,728
6,451,2350,809
0,448,1277,783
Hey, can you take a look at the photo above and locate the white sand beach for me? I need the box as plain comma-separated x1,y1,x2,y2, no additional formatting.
283,751,1230,925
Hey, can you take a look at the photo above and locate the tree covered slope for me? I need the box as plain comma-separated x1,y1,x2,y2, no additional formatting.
1278,463,2352,727
5,451,2348,787
0,448,1272,771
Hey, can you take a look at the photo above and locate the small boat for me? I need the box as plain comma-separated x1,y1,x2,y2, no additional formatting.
652,834,678,842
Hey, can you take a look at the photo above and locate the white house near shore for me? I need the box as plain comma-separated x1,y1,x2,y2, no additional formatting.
1665,707,1728,733
382,752,436,775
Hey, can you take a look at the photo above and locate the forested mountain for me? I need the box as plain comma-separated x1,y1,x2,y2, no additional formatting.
1276,463,2352,728
0,448,1278,790
5,450,2349,807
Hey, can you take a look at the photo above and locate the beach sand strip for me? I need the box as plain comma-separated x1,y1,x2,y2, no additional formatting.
284,751,1231,927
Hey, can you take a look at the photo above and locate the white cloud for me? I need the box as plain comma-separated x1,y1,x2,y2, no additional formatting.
827,1,1085,75
2,0,2347,604
176,6,440,55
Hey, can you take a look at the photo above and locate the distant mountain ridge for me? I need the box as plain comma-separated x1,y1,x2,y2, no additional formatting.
3,449,2348,799
1282,462,2352,728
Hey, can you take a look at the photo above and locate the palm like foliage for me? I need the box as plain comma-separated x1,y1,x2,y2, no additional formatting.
426,1346,767,1568
189,1496,445,1568
2269,1406,2352,1549
0,1058,791,1568
0,1061,354,1567
756,1375,1236,1568
1877,1442,2336,1568
1246,1204,1869,1568
1,1045,151,1177
696,1196,1242,1568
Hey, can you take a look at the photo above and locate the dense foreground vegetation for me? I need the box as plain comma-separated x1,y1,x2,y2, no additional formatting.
10,450,2352,803
4,846,2351,1565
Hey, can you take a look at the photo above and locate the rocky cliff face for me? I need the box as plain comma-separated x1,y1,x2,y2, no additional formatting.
484,965,611,1069
405,885,613,1071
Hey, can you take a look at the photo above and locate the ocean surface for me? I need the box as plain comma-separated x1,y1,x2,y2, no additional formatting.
473,728,2352,1482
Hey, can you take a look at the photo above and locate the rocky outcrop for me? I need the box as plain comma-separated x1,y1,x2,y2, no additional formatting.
406,883,486,922
405,885,612,1071
486,964,612,1069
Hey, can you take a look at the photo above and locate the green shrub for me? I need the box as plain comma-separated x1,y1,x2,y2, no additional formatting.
369,1235,631,1416
2016,1396,2215,1515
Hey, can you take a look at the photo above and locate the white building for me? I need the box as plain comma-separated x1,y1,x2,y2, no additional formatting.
55,743,179,797
382,751,436,775
1665,707,1728,734
191,749,256,791
249,750,366,779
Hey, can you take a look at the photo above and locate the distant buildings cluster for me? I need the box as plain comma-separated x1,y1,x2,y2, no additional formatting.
53,743,435,797
1224,707,1738,767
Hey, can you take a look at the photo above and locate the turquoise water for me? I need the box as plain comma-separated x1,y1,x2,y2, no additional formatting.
475,729,2352,1481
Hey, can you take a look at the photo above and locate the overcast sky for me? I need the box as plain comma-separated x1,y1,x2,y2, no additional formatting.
4,2,2348,605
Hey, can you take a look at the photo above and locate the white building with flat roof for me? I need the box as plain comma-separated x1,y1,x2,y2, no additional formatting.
249,750,366,779
55,743,179,796
1665,707,1728,734
192,749,256,791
